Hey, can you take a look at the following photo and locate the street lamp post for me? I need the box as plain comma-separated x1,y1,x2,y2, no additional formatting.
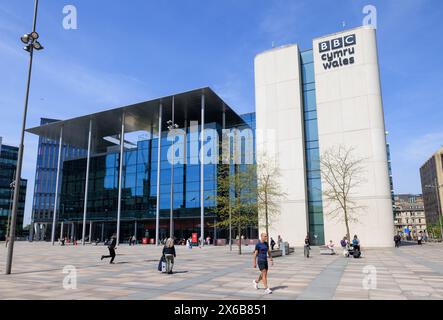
425,179,443,241
6,0,44,275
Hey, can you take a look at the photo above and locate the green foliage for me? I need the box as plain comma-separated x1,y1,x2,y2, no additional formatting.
211,163,258,254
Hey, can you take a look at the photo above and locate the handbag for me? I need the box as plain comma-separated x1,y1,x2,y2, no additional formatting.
157,255,166,271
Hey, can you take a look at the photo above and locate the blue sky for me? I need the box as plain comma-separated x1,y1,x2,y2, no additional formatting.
0,0,442,225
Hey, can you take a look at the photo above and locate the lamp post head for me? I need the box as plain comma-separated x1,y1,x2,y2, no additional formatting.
33,41,44,50
30,31,39,40
23,44,33,53
21,34,31,44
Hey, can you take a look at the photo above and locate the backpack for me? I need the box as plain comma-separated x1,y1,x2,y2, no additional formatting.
340,239,346,247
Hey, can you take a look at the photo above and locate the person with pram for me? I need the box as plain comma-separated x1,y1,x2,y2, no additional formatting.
341,235,362,258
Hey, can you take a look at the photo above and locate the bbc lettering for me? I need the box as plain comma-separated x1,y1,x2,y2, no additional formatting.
319,34,356,53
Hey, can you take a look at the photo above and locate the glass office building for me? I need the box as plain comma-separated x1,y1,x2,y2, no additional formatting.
31,118,86,241
0,137,27,240
27,88,256,243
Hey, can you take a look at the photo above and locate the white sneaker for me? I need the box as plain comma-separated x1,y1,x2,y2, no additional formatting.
252,280,258,289
264,288,273,294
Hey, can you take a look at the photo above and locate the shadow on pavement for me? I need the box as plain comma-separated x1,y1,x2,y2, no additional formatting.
271,286,288,291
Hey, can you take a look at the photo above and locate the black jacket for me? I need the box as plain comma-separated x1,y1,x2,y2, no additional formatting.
108,238,117,249
162,246,176,257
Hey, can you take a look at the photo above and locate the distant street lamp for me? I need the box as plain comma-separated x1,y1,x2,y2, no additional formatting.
425,179,443,241
6,0,44,275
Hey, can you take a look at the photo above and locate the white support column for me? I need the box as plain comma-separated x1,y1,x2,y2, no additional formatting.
155,103,163,245
200,93,205,247
51,126,63,245
116,112,125,246
134,221,137,239
82,120,93,245
89,221,92,243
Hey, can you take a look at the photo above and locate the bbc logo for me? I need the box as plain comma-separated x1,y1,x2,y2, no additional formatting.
319,34,356,53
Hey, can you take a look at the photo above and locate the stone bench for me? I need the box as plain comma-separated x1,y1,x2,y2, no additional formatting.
270,247,294,258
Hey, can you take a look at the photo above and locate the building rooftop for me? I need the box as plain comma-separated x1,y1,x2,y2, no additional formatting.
26,87,244,153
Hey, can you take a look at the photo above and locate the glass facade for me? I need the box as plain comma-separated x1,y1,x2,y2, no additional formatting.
32,118,86,240
59,121,231,241
0,140,27,240
301,50,325,245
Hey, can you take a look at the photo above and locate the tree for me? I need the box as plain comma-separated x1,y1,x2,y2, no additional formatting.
256,153,286,239
212,163,258,255
319,146,366,242
427,216,443,239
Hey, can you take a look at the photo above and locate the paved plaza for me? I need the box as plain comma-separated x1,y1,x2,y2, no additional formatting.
0,242,443,300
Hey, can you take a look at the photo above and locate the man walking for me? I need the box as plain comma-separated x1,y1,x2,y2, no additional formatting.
394,233,401,248
252,233,273,294
101,233,117,264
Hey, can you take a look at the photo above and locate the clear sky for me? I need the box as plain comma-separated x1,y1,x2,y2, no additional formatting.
0,0,442,225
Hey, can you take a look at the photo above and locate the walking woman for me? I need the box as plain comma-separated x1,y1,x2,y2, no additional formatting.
162,238,176,274
101,233,117,264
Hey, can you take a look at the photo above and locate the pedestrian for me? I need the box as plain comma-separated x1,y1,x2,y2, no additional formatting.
304,234,311,258
417,232,423,245
327,240,336,254
277,235,283,249
131,235,136,246
270,237,276,250
252,233,273,294
394,234,401,248
162,238,176,274
101,233,117,264
352,235,360,251
340,236,348,256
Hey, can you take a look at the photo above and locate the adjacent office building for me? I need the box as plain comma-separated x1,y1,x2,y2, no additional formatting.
27,88,256,243
255,26,394,246
31,118,86,241
420,146,443,226
393,194,427,238
0,137,27,240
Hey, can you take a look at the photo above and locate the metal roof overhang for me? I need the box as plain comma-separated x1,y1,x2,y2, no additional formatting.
26,87,244,152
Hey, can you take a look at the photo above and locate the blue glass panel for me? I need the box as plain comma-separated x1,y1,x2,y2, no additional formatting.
305,119,319,142
306,140,319,149
303,90,317,112
300,50,313,64
304,111,317,121
303,83,316,91
302,63,315,84
306,148,320,171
